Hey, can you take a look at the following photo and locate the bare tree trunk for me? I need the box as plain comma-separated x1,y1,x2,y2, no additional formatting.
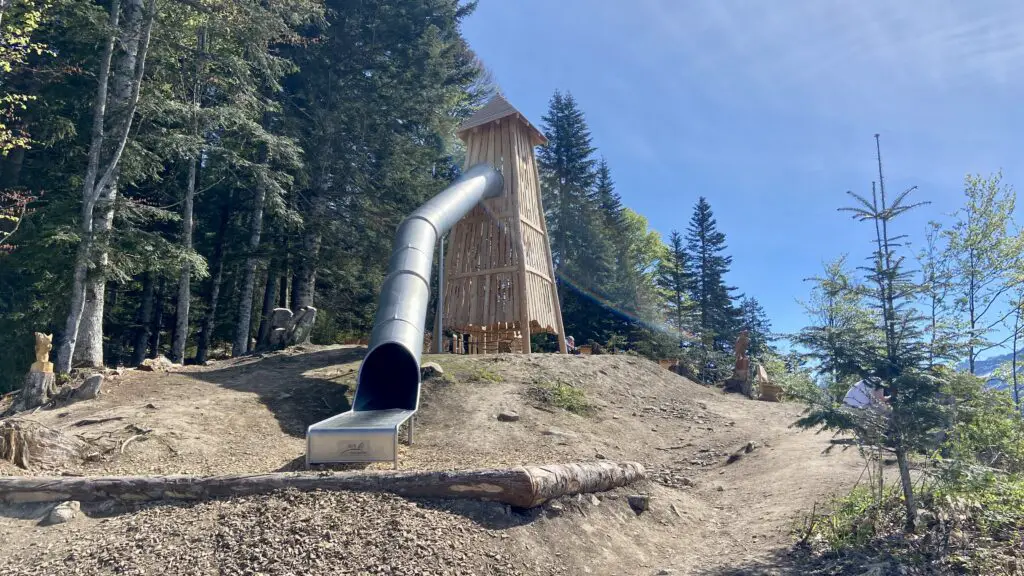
56,0,122,374
171,159,198,363
76,0,146,368
895,448,916,532
278,240,289,308
130,272,155,366
256,256,279,350
232,186,267,356
58,0,157,373
290,227,319,310
1013,301,1021,409
149,278,164,358
72,278,106,368
0,461,646,509
170,27,205,364
195,198,231,364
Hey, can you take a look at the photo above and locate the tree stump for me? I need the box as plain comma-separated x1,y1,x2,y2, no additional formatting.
0,419,89,470
9,372,58,414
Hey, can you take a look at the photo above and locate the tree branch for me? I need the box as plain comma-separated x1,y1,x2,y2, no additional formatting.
93,0,158,199
0,201,27,248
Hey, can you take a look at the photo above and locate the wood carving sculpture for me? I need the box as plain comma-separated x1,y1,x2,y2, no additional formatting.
31,332,53,374
733,330,749,378
723,330,752,397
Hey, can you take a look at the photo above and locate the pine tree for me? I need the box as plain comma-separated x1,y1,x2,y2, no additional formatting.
685,197,738,350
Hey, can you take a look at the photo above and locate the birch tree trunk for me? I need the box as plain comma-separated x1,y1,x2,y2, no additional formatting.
278,240,289,308
290,228,319,310
56,0,122,374
290,183,325,310
74,0,148,368
57,0,157,373
1012,299,1021,409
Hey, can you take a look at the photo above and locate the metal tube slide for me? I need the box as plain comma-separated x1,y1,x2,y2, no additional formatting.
353,164,503,412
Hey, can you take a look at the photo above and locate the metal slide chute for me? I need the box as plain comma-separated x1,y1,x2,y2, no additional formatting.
306,164,504,467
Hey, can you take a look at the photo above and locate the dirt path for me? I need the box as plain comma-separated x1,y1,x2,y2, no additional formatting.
687,426,867,574
0,347,869,575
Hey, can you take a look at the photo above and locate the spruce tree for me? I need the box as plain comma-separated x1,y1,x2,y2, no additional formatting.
798,135,946,533
537,90,612,344
538,90,597,275
685,197,739,349
656,230,693,343
594,159,624,231
739,296,774,360
795,255,876,398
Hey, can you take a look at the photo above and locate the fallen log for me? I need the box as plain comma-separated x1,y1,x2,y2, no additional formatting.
0,460,645,509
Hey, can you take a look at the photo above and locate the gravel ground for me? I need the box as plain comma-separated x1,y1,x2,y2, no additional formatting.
0,489,561,576
0,348,869,575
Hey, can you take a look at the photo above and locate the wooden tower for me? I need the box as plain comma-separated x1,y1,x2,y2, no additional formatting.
442,95,566,355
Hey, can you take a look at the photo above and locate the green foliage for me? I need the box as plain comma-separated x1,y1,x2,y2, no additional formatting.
533,379,592,415
795,255,877,391
918,222,961,367
656,229,694,342
0,0,52,153
803,374,1024,572
941,372,1024,476
739,296,774,360
796,137,947,533
806,486,883,550
763,353,821,403
803,474,1024,575
943,172,1022,374
468,366,503,383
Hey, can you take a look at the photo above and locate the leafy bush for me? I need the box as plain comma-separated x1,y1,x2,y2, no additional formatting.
532,379,593,415
763,354,824,403
941,372,1024,475
801,477,1024,575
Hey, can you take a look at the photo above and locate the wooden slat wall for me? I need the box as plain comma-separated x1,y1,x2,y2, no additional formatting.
442,117,564,352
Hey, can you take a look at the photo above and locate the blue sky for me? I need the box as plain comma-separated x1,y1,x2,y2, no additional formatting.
461,1,1024,350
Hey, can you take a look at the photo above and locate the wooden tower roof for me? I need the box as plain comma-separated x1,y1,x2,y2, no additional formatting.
456,94,547,146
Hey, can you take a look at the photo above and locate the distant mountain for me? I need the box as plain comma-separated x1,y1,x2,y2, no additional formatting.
958,352,1022,377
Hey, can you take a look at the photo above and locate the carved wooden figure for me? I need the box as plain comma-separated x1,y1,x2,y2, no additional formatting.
32,332,53,374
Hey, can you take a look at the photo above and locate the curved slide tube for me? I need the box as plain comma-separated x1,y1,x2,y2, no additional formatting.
306,164,503,466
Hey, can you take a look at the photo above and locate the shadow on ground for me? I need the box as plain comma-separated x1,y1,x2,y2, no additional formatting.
696,544,896,576
185,347,365,438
